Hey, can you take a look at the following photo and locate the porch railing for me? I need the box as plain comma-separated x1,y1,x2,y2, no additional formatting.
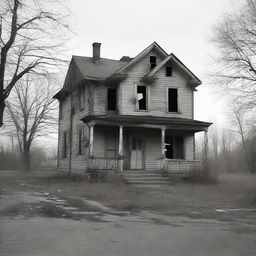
157,159,205,176
88,158,118,170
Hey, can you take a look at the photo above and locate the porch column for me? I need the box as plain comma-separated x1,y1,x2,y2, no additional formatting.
204,129,208,161
89,124,94,158
118,126,124,172
161,128,166,158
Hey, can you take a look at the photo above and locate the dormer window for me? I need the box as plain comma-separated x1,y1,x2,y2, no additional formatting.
166,66,173,76
150,56,157,69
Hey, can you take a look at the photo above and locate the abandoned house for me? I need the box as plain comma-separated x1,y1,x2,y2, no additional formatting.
54,42,212,182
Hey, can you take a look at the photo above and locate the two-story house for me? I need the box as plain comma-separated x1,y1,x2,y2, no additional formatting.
54,42,211,179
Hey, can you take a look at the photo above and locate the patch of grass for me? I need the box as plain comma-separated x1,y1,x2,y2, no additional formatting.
37,202,72,218
1,171,256,220
1,204,23,216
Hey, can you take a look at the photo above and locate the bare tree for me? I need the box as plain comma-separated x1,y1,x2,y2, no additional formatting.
209,125,219,161
0,0,70,127
4,77,58,171
212,0,256,109
228,104,255,172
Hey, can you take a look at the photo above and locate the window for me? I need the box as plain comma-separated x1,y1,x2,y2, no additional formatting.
137,85,147,110
168,88,178,112
79,86,85,110
106,134,116,158
62,131,67,158
107,88,117,111
78,128,83,155
166,66,172,76
150,56,157,69
165,136,184,159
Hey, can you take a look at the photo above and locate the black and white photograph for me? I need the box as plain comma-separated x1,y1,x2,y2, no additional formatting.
0,0,256,255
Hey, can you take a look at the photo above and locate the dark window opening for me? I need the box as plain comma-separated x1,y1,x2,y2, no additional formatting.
174,136,184,159
165,136,174,159
137,86,147,110
107,88,117,111
63,132,67,158
79,86,85,110
166,66,173,76
168,88,178,112
165,136,184,159
150,56,157,69
78,128,83,155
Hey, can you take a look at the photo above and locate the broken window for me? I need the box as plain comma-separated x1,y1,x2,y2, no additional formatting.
150,56,157,69
78,128,83,155
62,131,67,158
168,88,178,112
107,88,117,111
137,85,147,110
166,66,172,76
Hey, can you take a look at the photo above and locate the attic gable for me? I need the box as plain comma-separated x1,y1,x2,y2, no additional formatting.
107,42,168,80
141,53,202,86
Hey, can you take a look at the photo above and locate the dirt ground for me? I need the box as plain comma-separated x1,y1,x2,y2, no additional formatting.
0,171,256,255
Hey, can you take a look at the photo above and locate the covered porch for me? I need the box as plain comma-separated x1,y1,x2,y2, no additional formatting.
81,115,212,175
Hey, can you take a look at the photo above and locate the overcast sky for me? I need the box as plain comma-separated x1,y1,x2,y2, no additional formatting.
65,0,238,127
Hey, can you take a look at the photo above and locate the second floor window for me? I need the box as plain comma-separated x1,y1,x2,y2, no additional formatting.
107,88,117,111
168,88,178,112
79,86,85,111
137,85,147,110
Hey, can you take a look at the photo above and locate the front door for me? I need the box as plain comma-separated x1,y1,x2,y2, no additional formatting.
130,136,143,169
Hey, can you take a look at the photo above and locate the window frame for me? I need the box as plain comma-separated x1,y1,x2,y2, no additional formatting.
165,135,184,160
107,87,118,112
77,127,84,155
166,87,179,113
79,86,85,111
166,66,173,77
149,55,157,69
135,84,150,111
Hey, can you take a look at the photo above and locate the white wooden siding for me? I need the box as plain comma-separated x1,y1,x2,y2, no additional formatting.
119,50,193,118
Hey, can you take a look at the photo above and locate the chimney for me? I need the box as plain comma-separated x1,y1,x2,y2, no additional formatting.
92,42,101,64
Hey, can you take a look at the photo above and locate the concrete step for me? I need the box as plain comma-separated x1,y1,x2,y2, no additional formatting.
124,177,169,181
125,180,171,185
122,173,165,177
122,170,172,186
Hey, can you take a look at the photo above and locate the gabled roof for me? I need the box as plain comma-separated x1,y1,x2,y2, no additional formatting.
107,41,168,79
72,56,130,81
142,53,202,86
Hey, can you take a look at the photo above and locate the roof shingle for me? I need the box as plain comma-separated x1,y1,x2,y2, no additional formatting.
72,56,129,80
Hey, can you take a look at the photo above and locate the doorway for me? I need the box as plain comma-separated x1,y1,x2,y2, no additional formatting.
130,136,143,169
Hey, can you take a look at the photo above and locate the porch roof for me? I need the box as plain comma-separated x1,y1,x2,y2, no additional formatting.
81,115,212,132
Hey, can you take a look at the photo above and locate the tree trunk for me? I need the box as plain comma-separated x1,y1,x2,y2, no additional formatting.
22,146,30,172
0,100,5,127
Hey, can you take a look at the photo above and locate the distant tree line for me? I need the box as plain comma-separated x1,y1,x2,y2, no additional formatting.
0,145,56,171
